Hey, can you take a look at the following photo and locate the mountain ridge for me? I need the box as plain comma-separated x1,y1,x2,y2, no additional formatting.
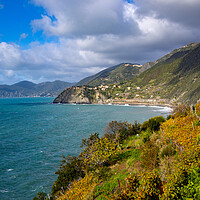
0,80,74,97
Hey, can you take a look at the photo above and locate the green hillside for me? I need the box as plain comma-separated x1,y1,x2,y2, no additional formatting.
76,63,143,86
131,42,200,104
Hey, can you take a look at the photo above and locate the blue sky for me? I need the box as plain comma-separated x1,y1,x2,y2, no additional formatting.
0,0,58,47
0,0,200,84
0,0,42,45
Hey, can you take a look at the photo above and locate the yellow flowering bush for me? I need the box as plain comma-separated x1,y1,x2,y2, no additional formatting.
161,114,200,151
81,136,118,170
58,174,95,200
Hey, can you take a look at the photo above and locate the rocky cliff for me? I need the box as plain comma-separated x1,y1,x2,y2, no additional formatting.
53,86,107,104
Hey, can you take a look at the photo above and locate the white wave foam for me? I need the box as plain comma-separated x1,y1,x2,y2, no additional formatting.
7,169,13,172
0,189,9,193
132,105,147,107
153,106,173,113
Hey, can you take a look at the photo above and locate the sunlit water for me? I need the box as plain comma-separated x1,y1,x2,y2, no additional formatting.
0,97,172,199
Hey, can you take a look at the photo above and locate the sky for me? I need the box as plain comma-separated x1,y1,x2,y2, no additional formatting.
0,0,200,85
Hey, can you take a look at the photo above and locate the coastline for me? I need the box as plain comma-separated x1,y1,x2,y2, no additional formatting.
104,98,173,107
55,101,173,114
55,99,173,109
103,101,173,108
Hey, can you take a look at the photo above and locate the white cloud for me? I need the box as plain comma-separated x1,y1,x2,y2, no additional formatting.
31,0,139,37
20,33,28,40
0,42,21,68
123,2,195,44
5,70,14,77
0,39,115,84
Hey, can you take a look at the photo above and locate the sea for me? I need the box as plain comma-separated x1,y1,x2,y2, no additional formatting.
0,97,172,200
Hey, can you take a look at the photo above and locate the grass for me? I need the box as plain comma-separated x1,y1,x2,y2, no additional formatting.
94,170,130,199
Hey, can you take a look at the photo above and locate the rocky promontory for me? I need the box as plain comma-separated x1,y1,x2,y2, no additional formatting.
53,86,107,104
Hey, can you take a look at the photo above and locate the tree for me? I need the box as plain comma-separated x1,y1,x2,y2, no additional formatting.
103,121,140,145
80,136,118,170
51,156,84,198
141,116,165,132
33,192,50,200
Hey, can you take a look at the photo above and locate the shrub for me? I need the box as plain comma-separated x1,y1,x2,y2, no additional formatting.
114,172,162,200
57,174,95,200
143,133,151,143
180,166,200,199
195,102,200,117
140,141,160,170
161,114,200,151
139,171,162,200
141,116,165,132
103,121,141,145
114,174,139,200
159,156,176,182
160,144,176,159
80,136,118,170
162,163,200,200
51,156,84,198
33,192,50,200
172,104,191,117
81,132,100,149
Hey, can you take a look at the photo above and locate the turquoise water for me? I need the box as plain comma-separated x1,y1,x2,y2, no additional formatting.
0,97,171,200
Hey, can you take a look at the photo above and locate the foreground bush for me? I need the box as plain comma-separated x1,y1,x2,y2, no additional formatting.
80,135,118,170
57,175,95,200
103,121,141,145
114,172,162,200
51,156,85,198
141,116,165,132
160,105,200,199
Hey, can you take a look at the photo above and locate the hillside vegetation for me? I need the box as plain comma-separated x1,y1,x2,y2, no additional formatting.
132,43,200,104
76,63,143,86
33,102,200,200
